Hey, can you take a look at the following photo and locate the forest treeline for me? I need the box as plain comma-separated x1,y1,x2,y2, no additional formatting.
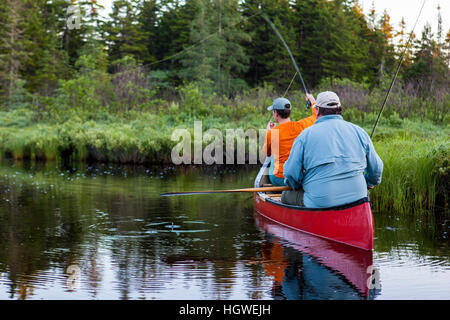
0,0,448,112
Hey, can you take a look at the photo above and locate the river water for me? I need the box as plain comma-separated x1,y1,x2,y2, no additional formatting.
0,161,448,300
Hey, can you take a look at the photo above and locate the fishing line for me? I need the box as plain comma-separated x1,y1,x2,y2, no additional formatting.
370,0,426,138
283,72,297,97
145,9,311,112
146,10,263,68
261,14,311,109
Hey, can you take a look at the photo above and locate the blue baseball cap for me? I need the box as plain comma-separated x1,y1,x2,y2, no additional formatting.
267,97,291,111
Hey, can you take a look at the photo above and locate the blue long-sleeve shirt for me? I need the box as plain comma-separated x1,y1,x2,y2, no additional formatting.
283,115,383,208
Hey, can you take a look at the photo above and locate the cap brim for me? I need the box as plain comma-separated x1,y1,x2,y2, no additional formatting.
267,106,274,111
317,102,341,108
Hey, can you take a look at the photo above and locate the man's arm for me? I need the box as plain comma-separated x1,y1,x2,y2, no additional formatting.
262,128,272,157
295,94,316,129
263,121,277,157
295,106,316,129
283,136,305,190
364,136,383,187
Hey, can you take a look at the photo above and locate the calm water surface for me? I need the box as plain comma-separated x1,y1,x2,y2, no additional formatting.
0,161,448,300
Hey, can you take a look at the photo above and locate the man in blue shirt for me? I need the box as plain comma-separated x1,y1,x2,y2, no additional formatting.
283,91,383,208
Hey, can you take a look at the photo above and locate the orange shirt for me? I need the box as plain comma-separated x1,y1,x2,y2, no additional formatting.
263,107,316,179
262,241,287,284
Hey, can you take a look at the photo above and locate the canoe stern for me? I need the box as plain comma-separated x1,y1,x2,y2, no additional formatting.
254,193,374,251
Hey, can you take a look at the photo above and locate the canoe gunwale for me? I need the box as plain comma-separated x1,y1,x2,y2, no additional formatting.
265,196,371,212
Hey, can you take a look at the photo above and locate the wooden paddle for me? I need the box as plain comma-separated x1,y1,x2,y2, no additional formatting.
160,186,291,196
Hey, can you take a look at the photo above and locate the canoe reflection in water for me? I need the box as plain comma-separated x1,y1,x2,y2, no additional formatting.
254,212,381,300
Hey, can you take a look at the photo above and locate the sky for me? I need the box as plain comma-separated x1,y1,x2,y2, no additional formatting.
97,0,449,38
358,0,449,37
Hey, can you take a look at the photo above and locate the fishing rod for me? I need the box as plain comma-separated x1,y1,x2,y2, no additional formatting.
370,0,426,138
261,14,312,109
161,186,291,196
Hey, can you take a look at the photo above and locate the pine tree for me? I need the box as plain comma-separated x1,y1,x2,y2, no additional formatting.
262,2,298,91
179,0,217,90
158,1,194,56
180,0,249,96
320,0,369,83
404,23,448,93
242,0,297,90
0,0,30,102
377,10,397,77
62,0,101,67
435,4,448,64
212,0,250,95
138,0,159,65
395,17,413,66
367,1,377,30
293,0,334,87
102,0,152,65
360,4,396,85
21,0,73,96
445,30,450,67
352,1,391,85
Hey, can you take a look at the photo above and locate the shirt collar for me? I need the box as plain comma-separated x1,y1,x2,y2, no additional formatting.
315,115,343,124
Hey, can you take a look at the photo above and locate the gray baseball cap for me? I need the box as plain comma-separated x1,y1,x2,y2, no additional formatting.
267,97,291,111
316,91,341,108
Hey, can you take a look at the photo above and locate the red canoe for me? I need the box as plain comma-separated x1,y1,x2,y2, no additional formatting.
254,160,374,251
254,212,374,297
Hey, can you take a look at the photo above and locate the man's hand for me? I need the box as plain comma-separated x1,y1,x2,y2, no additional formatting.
305,93,316,106
266,121,276,131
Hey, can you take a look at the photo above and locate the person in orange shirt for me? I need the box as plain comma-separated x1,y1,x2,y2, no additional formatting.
263,96,316,186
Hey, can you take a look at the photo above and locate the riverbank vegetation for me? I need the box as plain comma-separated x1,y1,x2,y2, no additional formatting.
0,80,448,214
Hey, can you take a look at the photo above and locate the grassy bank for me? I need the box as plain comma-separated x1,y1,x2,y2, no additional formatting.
370,131,448,215
1,80,448,214
1,109,448,215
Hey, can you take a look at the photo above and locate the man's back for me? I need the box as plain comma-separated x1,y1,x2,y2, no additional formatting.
283,115,383,208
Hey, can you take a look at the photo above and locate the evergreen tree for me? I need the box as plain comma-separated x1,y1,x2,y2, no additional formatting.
376,10,396,77
180,0,249,95
102,0,152,65
293,0,334,87
395,17,414,67
445,30,450,67
62,0,101,67
241,0,297,90
360,4,396,85
353,1,391,85
320,0,369,83
0,0,30,102
212,0,250,95
156,0,196,65
22,0,72,95
261,1,298,91
405,23,448,92
138,0,159,65
179,0,217,90
435,4,448,65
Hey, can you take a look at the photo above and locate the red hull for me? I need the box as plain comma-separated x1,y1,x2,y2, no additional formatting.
254,193,374,251
254,212,374,296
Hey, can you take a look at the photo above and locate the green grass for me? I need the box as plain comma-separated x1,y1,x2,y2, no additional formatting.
370,136,448,215
0,93,448,215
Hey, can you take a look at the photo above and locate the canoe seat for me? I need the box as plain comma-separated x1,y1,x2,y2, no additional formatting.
266,193,282,197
